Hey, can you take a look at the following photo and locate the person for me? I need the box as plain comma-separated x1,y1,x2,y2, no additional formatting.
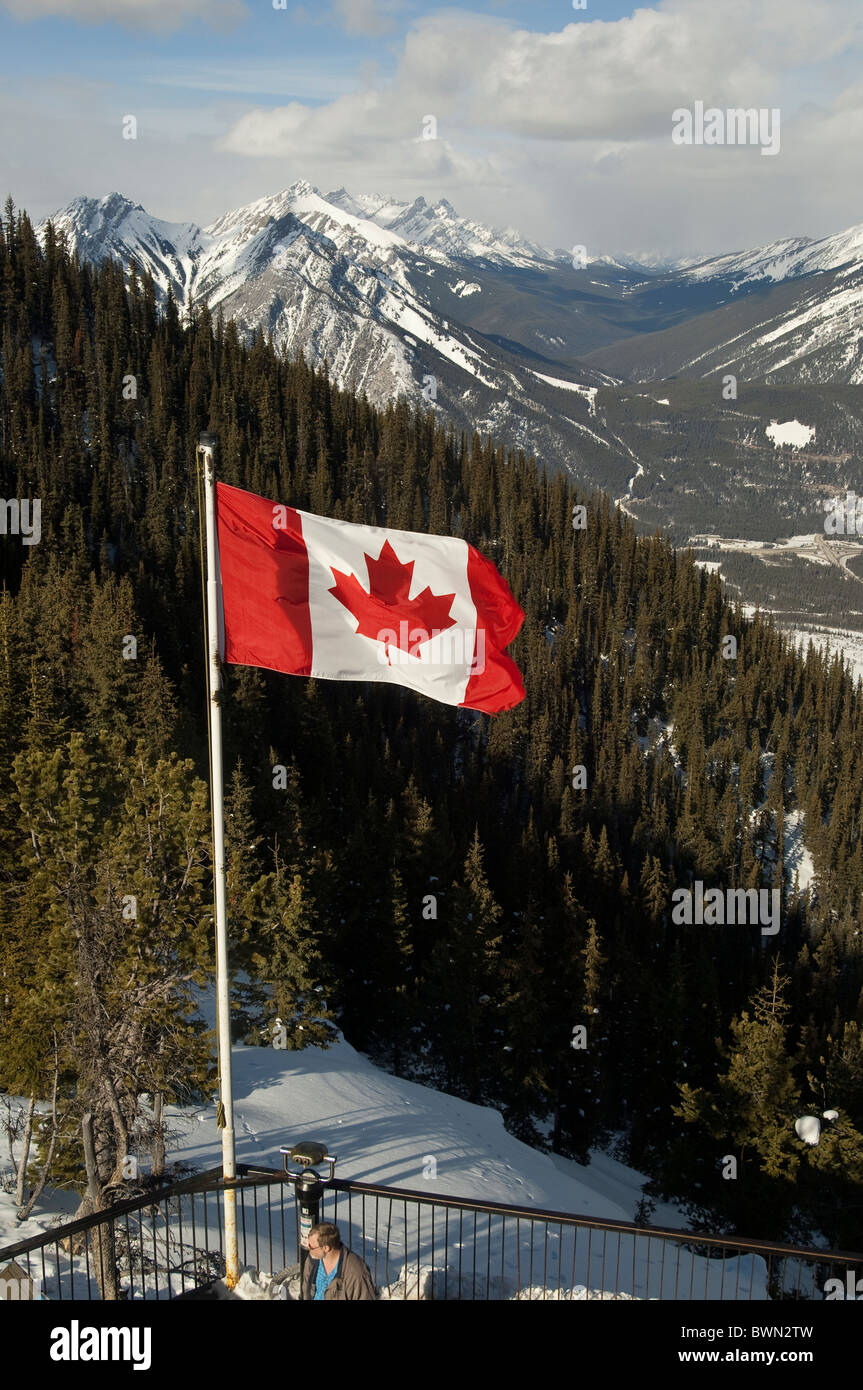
302,1222,376,1300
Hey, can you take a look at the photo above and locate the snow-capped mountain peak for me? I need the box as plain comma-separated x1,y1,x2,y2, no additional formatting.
322,187,555,266
40,181,622,500
50,192,205,295
680,222,863,288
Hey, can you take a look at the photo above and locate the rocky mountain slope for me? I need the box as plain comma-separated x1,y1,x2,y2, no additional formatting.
44,183,637,492
41,188,863,635
586,223,863,386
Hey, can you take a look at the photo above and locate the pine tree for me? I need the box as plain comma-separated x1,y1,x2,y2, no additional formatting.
424,828,503,1102
247,861,337,1051
2,205,862,1241
674,960,800,1235
7,729,213,1194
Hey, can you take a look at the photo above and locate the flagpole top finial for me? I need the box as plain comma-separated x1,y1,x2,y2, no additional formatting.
199,431,219,452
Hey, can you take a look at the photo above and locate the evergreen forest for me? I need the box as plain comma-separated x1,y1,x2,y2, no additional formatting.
1,199,862,1251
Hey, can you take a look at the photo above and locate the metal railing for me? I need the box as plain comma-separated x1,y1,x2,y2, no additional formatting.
0,1168,234,1302
0,1165,859,1301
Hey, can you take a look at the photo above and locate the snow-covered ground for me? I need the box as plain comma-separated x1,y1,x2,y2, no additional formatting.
529,372,598,414
0,1026,771,1300
765,420,815,449
687,536,863,683
784,808,816,894
783,623,863,685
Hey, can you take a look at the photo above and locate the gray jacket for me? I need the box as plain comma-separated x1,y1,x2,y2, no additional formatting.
301,1247,376,1300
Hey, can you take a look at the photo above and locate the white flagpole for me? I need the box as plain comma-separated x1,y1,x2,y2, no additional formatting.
199,433,239,1289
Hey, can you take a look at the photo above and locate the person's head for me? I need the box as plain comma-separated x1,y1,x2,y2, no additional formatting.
307,1222,341,1261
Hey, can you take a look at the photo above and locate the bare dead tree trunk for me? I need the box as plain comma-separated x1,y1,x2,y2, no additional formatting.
2,1096,19,1168
17,1052,60,1221
15,1095,36,1208
82,1111,103,1207
152,1092,165,1177
82,1111,119,1301
99,1062,130,1177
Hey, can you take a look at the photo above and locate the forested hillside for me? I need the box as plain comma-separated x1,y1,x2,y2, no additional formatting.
1,199,862,1249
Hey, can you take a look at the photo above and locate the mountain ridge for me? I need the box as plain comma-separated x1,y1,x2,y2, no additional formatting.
42,182,634,496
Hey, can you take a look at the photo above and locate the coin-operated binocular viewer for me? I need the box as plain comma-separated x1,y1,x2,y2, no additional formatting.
280,1141,338,1299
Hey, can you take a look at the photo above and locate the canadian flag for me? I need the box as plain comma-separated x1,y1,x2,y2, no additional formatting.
215,483,525,714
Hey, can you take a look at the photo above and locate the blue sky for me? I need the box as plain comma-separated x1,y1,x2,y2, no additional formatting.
0,2,637,99
1,0,861,256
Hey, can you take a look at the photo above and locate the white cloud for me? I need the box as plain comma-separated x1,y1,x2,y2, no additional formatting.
208,0,863,257
220,91,395,160
0,0,248,31
485,0,859,138
220,0,863,156
217,94,507,188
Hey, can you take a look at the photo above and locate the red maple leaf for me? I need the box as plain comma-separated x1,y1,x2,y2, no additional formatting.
329,539,457,663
